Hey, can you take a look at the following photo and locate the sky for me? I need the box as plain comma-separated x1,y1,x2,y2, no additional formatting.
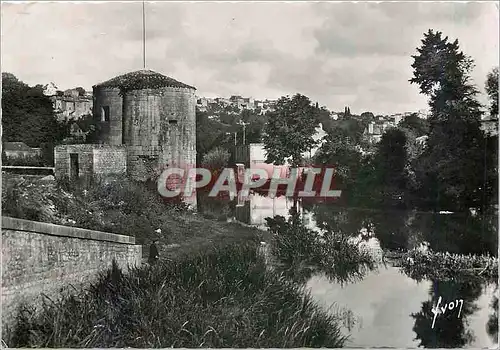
1,1,498,115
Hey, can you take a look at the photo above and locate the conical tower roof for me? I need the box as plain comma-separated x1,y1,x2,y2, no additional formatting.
93,69,196,90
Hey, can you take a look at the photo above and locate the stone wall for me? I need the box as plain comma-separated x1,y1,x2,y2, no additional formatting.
1,216,142,332
54,144,93,180
93,146,127,176
54,144,127,180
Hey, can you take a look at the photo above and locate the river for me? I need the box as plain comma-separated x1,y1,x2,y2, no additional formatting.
198,191,498,348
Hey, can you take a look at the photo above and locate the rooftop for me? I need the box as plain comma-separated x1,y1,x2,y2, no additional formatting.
3,142,38,151
93,69,196,91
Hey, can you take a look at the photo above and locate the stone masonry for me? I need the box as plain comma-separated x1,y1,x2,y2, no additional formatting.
1,216,142,334
54,144,127,180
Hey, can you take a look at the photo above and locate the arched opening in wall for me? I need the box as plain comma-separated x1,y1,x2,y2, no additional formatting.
101,106,110,122
168,120,178,126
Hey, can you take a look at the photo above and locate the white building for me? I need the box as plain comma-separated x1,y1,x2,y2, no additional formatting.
303,123,327,158
43,82,58,96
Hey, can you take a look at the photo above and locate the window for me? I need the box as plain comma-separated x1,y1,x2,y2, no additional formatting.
101,106,110,122
168,120,178,125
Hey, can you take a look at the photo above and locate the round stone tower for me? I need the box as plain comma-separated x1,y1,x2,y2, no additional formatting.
92,86,122,145
92,70,196,183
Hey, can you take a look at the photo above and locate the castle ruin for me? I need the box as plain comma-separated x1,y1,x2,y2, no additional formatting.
54,69,197,204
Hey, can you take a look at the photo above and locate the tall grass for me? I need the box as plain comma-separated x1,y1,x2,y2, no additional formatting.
7,243,347,348
2,173,189,244
400,248,498,283
200,147,230,170
2,154,46,167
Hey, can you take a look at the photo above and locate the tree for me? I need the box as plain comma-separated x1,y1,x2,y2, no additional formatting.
486,290,498,343
360,112,375,121
201,147,230,170
399,113,429,137
314,127,361,187
314,106,334,133
196,110,230,165
262,94,320,167
75,87,86,97
331,117,366,144
373,128,408,204
409,30,486,211
485,67,498,117
241,109,267,144
2,72,66,149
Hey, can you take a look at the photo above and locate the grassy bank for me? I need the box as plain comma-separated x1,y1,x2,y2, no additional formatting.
1,173,266,258
7,242,348,348
400,248,498,283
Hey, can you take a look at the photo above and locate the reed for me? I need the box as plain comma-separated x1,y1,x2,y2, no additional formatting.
7,242,347,348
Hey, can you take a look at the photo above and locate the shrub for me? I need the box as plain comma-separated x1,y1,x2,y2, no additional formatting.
266,213,376,285
400,248,498,282
3,173,189,242
2,154,46,167
201,147,230,170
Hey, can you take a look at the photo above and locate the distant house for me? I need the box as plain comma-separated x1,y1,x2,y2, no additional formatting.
49,88,92,122
196,97,208,107
3,142,42,159
233,143,289,180
243,97,255,109
215,97,230,106
229,95,244,102
43,82,58,97
303,123,327,159
417,109,431,119
363,121,390,144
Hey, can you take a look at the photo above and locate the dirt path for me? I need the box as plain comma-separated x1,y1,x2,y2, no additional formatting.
142,212,270,262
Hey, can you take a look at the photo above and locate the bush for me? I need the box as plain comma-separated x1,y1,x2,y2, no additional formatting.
3,174,189,242
400,248,498,282
2,154,46,167
7,243,348,348
201,147,230,170
266,213,376,285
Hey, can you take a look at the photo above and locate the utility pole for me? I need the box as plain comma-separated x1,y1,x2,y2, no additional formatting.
142,1,146,69
238,120,249,145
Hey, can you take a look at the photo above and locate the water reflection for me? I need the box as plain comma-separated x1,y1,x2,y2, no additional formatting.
409,211,498,256
265,210,377,286
197,190,498,348
411,280,484,348
486,286,499,344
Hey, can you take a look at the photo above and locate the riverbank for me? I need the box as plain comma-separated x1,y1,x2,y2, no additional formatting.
1,173,268,257
3,174,350,347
